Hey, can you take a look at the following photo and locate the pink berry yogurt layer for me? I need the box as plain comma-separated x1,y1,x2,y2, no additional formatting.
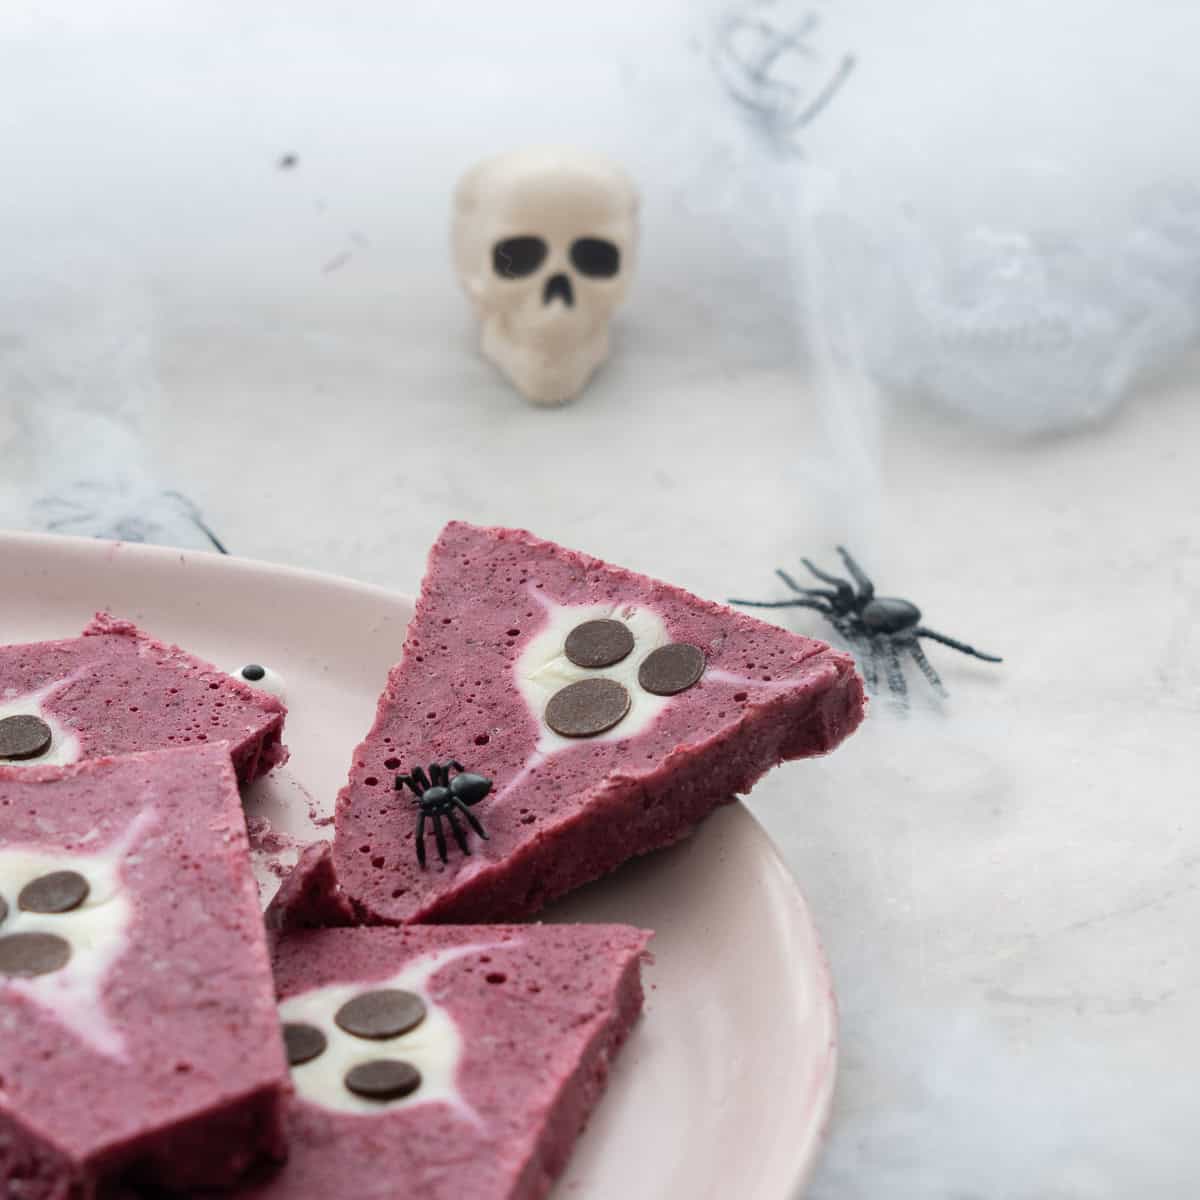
240,923,650,1200
0,613,286,784
0,746,289,1198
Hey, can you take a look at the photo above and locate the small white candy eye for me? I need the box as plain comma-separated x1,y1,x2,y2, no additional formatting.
234,663,286,702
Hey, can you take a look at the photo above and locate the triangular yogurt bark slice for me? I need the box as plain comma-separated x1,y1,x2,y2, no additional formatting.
238,923,650,1200
334,522,865,923
0,613,287,783
0,746,289,1196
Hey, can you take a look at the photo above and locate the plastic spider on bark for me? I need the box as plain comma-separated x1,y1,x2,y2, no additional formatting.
730,547,1001,701
395,761,492,867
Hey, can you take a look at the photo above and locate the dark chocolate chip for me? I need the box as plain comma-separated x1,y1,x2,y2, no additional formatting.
545,677,631,738
335,989,426,1040
344,1058,422,1101
0,932,72,977
19,870,90,915
564,619,635,669
0,714,53,762
638,643,707,696
282,1022,327,1066
241,664,267,682
0,895,7,927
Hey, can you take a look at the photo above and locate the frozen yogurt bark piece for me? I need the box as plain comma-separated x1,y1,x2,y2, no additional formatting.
240,923,650,1200
334,521,864,923
0,613,286,783
0,746,289,1197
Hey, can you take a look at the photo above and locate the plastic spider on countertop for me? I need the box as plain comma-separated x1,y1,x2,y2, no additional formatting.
730,547,1002,702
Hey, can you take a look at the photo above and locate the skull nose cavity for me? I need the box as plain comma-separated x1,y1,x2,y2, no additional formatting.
543,273,574,307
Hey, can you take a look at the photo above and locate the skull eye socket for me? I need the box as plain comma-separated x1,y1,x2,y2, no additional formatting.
493,236,548,279
569,238,620,278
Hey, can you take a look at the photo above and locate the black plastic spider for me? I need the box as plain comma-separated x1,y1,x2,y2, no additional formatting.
730,547,1001,700
395,761,493,867
715,5,856,155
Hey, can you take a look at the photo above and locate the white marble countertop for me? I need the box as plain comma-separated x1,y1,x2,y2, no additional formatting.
3,3,1199,1196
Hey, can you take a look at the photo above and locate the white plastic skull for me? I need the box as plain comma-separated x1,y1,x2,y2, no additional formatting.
452,147,639,406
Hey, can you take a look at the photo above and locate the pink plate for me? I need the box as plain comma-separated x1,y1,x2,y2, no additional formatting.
0,531,837,1199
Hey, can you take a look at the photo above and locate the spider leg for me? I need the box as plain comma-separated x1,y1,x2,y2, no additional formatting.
409,765,432,792
862,642,882,692
800,559,857,611
775,568,840,602
428,763,443,787
451,795,489,840
432,812,449,863
727,596,835,613
825,616,878,691
906,638,947,698
445,808,471,856
845,632,879,692
840,638,878,696
787,53,856,133
800,557,851,589
835,547,875,603
415,809,428,868
880,637,909,705
913,627,1003,663
445,760,464,774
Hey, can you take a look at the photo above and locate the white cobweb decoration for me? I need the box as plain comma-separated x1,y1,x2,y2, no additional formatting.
705,1,1200,437
0,242,225,552
860,182,1200,435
